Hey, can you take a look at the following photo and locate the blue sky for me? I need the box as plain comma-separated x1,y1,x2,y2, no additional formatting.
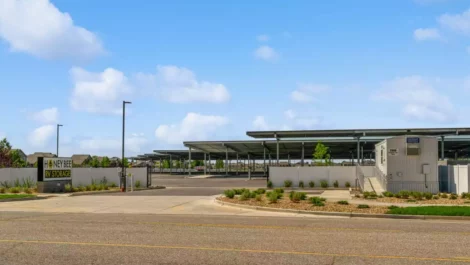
1,0,470,157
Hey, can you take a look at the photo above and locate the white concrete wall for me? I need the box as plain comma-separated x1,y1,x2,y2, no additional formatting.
448,165,470,194
0,168,147,187
269,166,357,188
0,168,37,185
375,140,387,175
361,166,375,177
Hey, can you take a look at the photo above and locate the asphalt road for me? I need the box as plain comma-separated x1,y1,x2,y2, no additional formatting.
152,174,267,188
106,187,228,196
1,211,470,265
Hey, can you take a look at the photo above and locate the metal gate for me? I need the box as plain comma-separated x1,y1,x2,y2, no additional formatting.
438,165,448,193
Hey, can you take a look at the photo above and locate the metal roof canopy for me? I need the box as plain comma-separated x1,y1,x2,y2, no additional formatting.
170,137,470,160
246,127,470,139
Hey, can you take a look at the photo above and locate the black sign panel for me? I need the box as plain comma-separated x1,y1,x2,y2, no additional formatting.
44,170,72,179
406,137,420,144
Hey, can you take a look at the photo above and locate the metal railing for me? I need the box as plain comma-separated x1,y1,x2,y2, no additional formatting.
373,166,388,191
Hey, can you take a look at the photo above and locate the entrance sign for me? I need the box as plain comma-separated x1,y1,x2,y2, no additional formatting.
43,158,72,181
389,148,398,156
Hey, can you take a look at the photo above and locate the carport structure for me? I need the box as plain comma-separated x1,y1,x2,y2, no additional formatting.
139,127,470,178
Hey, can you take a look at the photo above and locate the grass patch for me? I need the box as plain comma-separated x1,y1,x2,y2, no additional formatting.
387,206,470,216
337,200,349,205
357,204,370,209
0,194,36,200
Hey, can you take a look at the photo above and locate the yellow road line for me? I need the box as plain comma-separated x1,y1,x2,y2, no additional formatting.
0,239,468,263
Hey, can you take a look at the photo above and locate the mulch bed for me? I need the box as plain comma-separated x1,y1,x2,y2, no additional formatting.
218,194,389,214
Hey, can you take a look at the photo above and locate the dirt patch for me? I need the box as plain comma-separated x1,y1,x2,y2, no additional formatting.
218,194,389,214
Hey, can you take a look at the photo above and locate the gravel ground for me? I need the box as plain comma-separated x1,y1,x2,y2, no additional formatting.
218,194,390,214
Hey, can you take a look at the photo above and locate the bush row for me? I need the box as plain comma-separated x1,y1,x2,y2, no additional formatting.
375,191,469,200
267,180,351,189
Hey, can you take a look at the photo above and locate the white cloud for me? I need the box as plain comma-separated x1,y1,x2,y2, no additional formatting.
254,45,279,62
413,28,441,41
79,134,148,155
438,9,470,35
290,83,329,103
0,0,104,60
284,109,297,120
30,107,59,124
155,113,229,145
252,116,270,130
257,34,270,42
70,67,131,114
136,65,230,103
374,75,456,123
28,125,55,148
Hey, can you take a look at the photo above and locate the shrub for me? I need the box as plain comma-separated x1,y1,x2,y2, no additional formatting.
21,177,35,189
407,199,417,203
388,205,399,210
239,190,251,201
363,191,377,199
357,204,370,209
320,180,329,188
9,187,20,194
268,192,278,203
310,196,326,206
333,180,339,188
378,195,383,198
267,181,273,189
289,191,307,202
450,194,458,200
72,187,79,192
284,180,292,188
354,194,360,198
345,182,351,188
86,185,92,191
64,184,72,192
274,188,284,194
308,181,315,188
103,185,109,190
432,195,439,200
440,193,448,199
13,179,21,188
255,188,266,194
397,190,410,199
337,200,349,205
0,181,11,189
96,185,103,191
266,191,283,199
424,192,433,200
0,187,5,193
299,181,304,188
412,192,423,200
461,192,468,199
78,185,86,192
224,190,235,198
24,188,33,194
135,180,141,188
233,188,248,195
109,182,117,188
382,191,394,197
255,194,262,201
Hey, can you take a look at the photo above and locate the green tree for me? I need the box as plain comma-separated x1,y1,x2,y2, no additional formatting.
174,160,181,168
215,159,224,169
122,158,129,168
313,142,331,166
0,138,12,167
101,156,110,167
10,149,26,168
90,156,100,168
162,160,170,168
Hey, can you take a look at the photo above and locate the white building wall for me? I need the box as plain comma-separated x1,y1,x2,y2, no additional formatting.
448,165,470,194
375,140,387,175
384,136,438,193
269,166,363,188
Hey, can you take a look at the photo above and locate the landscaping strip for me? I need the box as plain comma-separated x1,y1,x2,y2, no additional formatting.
387,206,470,216
69,186,165,196
0,194,42,202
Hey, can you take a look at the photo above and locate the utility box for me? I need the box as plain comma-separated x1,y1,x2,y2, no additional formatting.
375,136,438,193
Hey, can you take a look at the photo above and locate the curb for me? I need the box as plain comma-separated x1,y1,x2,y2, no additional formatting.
69,186,166,197
215,199,470,221
0,196,49,203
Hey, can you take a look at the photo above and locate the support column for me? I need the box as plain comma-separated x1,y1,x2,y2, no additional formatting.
361,146,364,165
356,137,360,166
263,147,266,176
269,153,272,166
253,159,255,175
288,153,290,166
455,151,458,160
248,154,251,180
188,147,192,176
169,155,172,175
301,142,305,166
441,136,445,160
225,147,228,176
236,153,239,175
276,138,280,166
208,154,211,173
204,153,207,175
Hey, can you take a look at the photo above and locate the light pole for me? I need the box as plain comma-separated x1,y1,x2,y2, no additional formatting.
121,101,132,191
56,124,63,156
